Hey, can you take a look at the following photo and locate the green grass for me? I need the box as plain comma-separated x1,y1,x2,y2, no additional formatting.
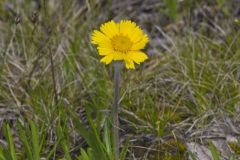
0,0,240,159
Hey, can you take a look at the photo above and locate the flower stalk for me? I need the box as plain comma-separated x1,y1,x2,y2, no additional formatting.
91,20,149,160
113,62,120,160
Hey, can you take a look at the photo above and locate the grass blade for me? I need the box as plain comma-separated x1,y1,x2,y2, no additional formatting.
17,122,33,160
30,121,40,160
120,140,129,160
3,124,16,160
0,146,7,160
103,120,113,159
208,141,220,160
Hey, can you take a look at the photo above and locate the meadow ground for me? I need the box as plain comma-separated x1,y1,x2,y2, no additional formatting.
0,0,240,159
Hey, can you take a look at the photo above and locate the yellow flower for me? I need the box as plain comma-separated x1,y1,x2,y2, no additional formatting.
91,20,149,69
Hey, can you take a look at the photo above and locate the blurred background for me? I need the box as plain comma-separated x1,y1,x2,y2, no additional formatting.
0,0,240,159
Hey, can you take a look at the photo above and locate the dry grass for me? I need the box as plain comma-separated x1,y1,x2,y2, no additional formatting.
0,0,240,159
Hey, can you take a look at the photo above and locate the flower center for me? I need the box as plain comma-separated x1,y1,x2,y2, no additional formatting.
111,35,133,52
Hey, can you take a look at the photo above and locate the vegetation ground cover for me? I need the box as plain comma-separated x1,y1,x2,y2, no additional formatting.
0,0,239,159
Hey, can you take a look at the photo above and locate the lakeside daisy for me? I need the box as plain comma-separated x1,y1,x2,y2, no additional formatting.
91,20,149,69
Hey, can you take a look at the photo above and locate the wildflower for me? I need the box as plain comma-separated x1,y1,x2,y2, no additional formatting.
91,20,149,69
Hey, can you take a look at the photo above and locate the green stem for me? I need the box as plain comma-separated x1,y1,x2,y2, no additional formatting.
113,62,120,160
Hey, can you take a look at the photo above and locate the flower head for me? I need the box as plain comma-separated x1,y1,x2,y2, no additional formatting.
91,20,149,69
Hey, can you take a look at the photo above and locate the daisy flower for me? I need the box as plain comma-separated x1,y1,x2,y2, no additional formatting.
91,20,149,69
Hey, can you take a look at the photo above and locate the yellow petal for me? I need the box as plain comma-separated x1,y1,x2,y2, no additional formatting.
119,20,136,36
97,47,114,55
124,56,135,69
100,55,113,64
131,35,149,50
91,30,110,45
125,59,135,69
127,51,148,64
100,20,119,38
113,51,125,60
129,26,145,43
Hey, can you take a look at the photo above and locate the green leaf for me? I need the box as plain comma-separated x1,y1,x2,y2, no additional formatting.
56,115,72,160
188,151,197,160
3,124,16,160
45,138,61,160
0,146,7,160
103,120,113,159
216,0,225,7
80,148,90,160
70,110,91,144
30,121,40,160
70,110,108,160
17,122,33,160
163,0,178,20
208,141,220,160
120,140,129,160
